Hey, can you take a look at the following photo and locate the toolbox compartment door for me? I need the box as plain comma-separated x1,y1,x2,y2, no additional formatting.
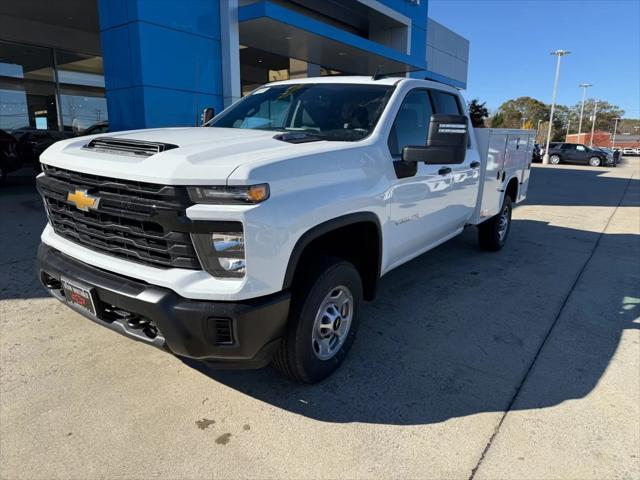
478,132,507,221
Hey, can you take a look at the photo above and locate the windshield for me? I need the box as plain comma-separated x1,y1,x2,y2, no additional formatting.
210,83,394,141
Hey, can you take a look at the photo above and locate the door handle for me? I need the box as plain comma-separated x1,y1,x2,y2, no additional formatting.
438,167,452,175
470,161,480,169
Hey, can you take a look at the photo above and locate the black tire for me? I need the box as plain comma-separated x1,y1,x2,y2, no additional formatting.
549,154,561,165
0,166,6,185
272,257,363,383
478,195,512,251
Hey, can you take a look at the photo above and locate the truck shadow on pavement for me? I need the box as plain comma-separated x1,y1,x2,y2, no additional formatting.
185,163,639,424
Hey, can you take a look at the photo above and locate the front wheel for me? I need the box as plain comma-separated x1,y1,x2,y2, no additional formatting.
272,257,362,383
549,154,561,165
588,156,602,167
478,195,512,251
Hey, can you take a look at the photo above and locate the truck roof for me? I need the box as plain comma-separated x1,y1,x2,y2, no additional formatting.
265,75,459,93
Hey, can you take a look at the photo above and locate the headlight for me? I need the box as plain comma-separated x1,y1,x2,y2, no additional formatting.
188,184,269,204
191,224,246,278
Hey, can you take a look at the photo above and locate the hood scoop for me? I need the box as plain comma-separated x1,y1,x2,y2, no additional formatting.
272,132,323,144
83,137,179,157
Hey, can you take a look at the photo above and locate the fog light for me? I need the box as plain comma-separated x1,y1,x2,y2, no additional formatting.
191,224,246,278
218,258,246,273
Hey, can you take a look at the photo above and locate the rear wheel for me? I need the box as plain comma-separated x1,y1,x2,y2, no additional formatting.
273,257,362,383
588,156,601,167
478,195,512,251
549,154,561,165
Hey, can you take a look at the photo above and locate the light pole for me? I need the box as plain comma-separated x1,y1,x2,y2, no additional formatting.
543,50,571,164
611,117,621,148
521,116,527,129
565,117,571,142
577,83,592,143
536,119,542,142
589,100,599,147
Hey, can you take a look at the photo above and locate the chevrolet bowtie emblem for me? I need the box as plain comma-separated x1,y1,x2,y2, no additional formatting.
67,189,100,212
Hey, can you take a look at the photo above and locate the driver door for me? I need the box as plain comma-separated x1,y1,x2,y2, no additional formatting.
386,89,456,267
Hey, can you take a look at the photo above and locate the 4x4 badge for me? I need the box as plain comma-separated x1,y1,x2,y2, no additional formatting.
67,189,100,212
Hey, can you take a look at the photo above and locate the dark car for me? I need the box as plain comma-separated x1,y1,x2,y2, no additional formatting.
12,128,73,166
0,129,20,184
546,142,611,167
82,120,109,136
532,143,542,163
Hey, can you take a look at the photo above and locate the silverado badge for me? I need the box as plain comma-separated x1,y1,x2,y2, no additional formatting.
67,189,100,212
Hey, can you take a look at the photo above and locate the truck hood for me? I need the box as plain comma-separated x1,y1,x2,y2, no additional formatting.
39,127,338,185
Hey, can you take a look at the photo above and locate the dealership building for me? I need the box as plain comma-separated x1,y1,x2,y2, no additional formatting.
0,0,469,133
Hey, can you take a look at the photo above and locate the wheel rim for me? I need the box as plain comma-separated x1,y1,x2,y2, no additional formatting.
311,285,354,360
497,204,510,241
550,155,560,164
590,157,600,166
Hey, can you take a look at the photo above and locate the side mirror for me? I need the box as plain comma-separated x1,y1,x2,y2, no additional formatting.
201,107,215,125
402,114,468,164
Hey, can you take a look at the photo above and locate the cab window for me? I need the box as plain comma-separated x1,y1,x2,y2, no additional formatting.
576,145,587,151
430,90,462,114
387,89,433,157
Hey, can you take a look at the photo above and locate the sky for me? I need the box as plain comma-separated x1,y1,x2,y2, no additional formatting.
428,0,640,119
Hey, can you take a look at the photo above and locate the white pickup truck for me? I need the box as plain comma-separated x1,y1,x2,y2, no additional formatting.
37,76,534,382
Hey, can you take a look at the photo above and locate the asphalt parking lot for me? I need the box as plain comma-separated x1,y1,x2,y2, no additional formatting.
1,158,639,479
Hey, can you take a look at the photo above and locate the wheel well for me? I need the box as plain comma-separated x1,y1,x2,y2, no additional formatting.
506,177,518,202
284,217,381,301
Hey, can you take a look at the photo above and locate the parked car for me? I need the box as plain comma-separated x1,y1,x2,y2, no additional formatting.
532,143,542,163
0,129,20,184
82,121,109,136
546,143,611,167
36,76,535,382
11,128,73,166
622,147,639,156
594,147,618,166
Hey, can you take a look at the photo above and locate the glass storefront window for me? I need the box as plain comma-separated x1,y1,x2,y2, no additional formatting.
0,41,58,131
59,90,108,133
0,41,108,135
56,51,105,88
239,45,346,96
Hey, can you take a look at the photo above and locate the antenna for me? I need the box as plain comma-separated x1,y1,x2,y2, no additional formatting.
371,66,384,81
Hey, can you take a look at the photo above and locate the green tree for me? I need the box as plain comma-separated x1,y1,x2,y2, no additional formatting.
490,112,504,128
468,98,489,127
568,99,624,134
618,118,640,135
494,97,550,129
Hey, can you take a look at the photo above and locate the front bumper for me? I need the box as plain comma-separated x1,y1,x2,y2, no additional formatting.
37,243,290,368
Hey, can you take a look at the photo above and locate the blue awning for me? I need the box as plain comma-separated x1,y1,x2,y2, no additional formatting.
238,1,426,75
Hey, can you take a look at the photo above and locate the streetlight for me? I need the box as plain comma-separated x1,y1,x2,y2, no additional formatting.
536,119,542,142
589,100,599,147
577,83,592,143
611,117,621,148
565,116,571,142
543,50,571,164
521,116,527,129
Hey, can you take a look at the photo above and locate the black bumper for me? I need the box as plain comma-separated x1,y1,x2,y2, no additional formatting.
37,243,290,368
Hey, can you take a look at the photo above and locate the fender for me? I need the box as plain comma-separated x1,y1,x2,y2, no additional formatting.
282,212,383,297
501,175,520,204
